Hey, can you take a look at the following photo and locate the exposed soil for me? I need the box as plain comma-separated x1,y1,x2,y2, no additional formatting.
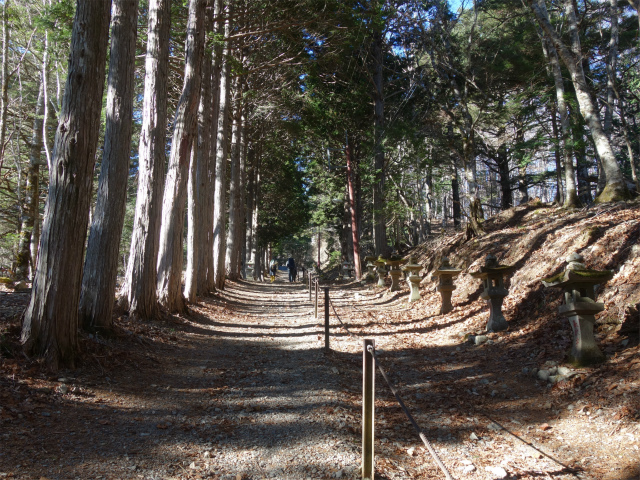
1,201,639,480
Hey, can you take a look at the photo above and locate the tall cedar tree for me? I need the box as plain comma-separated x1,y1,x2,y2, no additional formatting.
79,0,139,331
156,0,206,313
121,0,171,320
21,0,112,369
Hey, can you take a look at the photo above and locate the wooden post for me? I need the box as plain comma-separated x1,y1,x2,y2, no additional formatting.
314,280,319,319
309,273,312,301
324,287,330,352
362,339,375,480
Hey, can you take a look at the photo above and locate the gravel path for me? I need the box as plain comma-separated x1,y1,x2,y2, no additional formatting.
179,278,362,480
2,274,637,480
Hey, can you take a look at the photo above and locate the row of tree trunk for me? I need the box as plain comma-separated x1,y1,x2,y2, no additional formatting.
20,0,257,370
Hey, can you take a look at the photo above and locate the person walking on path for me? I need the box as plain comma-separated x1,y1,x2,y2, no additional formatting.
286,256,297,282
269,258,278,283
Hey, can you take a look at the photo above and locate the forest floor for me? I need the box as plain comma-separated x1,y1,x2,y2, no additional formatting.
0,200,639,480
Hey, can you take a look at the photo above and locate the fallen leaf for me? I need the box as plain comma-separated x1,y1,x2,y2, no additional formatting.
539,423,552,431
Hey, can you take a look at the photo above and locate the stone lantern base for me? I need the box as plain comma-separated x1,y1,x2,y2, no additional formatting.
560,302,606,366
389,270,403,292
407,274,421,302
437,285,455,314
481,287,509,332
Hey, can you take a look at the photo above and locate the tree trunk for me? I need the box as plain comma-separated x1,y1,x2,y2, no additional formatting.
604,0,618,137
549,104,564,204
237,115,247,277
186,2,214,301
79,0,139,332
528,0,630,202
21,0,112,370
156,0,205,313
573,118,593,204
185,144,199,302
0,0,9,169
346,140,361,279
496,143,512,210
213,9,232,290
245,143,255,277
226,76,244,280
121,0,171,320
544,30,578,208
206,0,224,292
451,167,461,227
15,80,44,280
250,141,262,280
372,25,386,256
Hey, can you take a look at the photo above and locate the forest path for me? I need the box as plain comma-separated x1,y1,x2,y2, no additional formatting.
1,274,637,480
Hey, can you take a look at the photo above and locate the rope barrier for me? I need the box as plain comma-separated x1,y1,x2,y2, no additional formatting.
328,296,453,479
328,297,360,340
367,344,455,480
326,285,574,480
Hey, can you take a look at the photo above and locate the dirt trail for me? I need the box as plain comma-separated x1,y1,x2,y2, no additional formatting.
1,271,638,480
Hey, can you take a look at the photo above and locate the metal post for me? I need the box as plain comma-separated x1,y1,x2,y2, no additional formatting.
324,287,330,352
362,339,375,480
314,280,319,319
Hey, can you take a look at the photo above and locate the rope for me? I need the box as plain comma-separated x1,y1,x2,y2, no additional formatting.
328,289,454,478
328,296,360,340
367,344,455,480
327,286,572,479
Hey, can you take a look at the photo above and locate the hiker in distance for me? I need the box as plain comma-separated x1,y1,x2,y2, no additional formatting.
269,258,278,282
286,256,297,282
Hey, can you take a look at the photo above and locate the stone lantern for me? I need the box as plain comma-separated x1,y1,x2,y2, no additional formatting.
364,256,377,281
402,256,423,302
341,261,353,280
542,253,613,366
432,257,462,314
246,262,254,279
373,256,387,287
470,254,516,332
385,256,406,292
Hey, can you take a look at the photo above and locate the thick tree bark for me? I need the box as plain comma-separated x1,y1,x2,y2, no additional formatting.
237,115,247,277
121,0,171,320
185,144,199,302
15,80,44,280
79,0,139,332
186,3,213,301
21,0,112,370
213,9,232,291
528,0,630,202
197,6,214,295
156,0,205,313
372,25,386,256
